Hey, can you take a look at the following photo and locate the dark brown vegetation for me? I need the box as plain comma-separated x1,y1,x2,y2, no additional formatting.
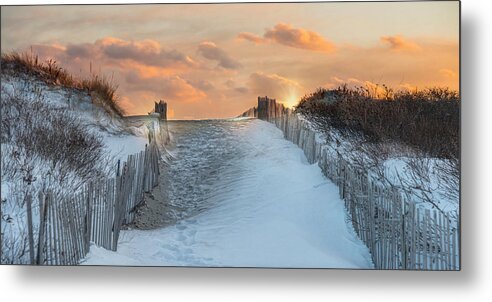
1,51,125,116
295,85,460,159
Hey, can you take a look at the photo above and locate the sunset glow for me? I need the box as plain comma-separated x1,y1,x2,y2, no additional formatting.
1,1,459,119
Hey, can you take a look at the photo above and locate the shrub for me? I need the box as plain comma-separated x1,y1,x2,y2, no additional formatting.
295,85,460,159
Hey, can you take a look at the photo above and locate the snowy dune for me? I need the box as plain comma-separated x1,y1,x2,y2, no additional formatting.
1,75,149,164
83,119,373,268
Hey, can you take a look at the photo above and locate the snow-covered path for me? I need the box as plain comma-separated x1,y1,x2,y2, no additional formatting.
83,119,373,268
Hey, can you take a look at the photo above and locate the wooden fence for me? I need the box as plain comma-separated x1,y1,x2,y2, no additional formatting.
18,141,160,265
272,108,460,270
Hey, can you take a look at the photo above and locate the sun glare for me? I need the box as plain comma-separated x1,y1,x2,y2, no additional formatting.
283,94,299,108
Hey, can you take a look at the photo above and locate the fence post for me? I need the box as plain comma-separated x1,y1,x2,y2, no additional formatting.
36,192,47,264
401,200,407,269
85,182,93,253
25,192,35,264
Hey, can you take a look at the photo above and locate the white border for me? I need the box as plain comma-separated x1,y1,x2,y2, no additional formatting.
1,1,491,301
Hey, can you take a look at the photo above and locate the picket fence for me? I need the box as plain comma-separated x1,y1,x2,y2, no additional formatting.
20,141,160,265
271,108,460,270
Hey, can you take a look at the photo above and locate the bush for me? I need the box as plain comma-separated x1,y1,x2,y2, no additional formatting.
296,85,460,159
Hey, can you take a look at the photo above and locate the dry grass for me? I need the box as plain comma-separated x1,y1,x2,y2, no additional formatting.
1,50,125,116
296,85,460,159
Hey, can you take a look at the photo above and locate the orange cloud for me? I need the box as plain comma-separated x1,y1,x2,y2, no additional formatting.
380,35,422,52
237,32,267,44
238,23,335,53
264,23,335,52
124,62,182,78
125,71,206,103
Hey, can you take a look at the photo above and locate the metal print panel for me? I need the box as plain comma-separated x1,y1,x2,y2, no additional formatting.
0,1,460,269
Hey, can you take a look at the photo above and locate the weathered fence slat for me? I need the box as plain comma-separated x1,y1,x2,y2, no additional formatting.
36,192,47,265
25,193,35,264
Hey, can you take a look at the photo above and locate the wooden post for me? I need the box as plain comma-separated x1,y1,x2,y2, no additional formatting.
25,193,35,264
36,192,48,265
44,192,52,265
401,200,407,269
85,182,93,253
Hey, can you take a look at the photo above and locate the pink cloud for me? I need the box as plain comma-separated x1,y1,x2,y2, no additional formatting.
237,32,267,44
238,23,335,53
380,35,422,52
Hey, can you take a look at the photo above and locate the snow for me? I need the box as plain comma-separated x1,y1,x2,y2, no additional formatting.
229,116,254,121
374,157,459,226
83,119,374,268
102,133,148,162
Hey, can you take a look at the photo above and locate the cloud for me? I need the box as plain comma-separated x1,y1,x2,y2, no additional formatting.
125,71,206,102
187,79,215,91
40,37,197,71
237,32,267,44
197,41,242,69
235,87,249,94
380,35,422,52
263,23,335,52
99,37,196,68
439,68,457,79
30,43,68,60
225,79,236,88
238,24,335,53
224,79,248,94
248,72,302,99
66,43,98,58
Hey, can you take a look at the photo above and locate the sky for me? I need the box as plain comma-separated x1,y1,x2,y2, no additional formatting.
1,1,459,119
